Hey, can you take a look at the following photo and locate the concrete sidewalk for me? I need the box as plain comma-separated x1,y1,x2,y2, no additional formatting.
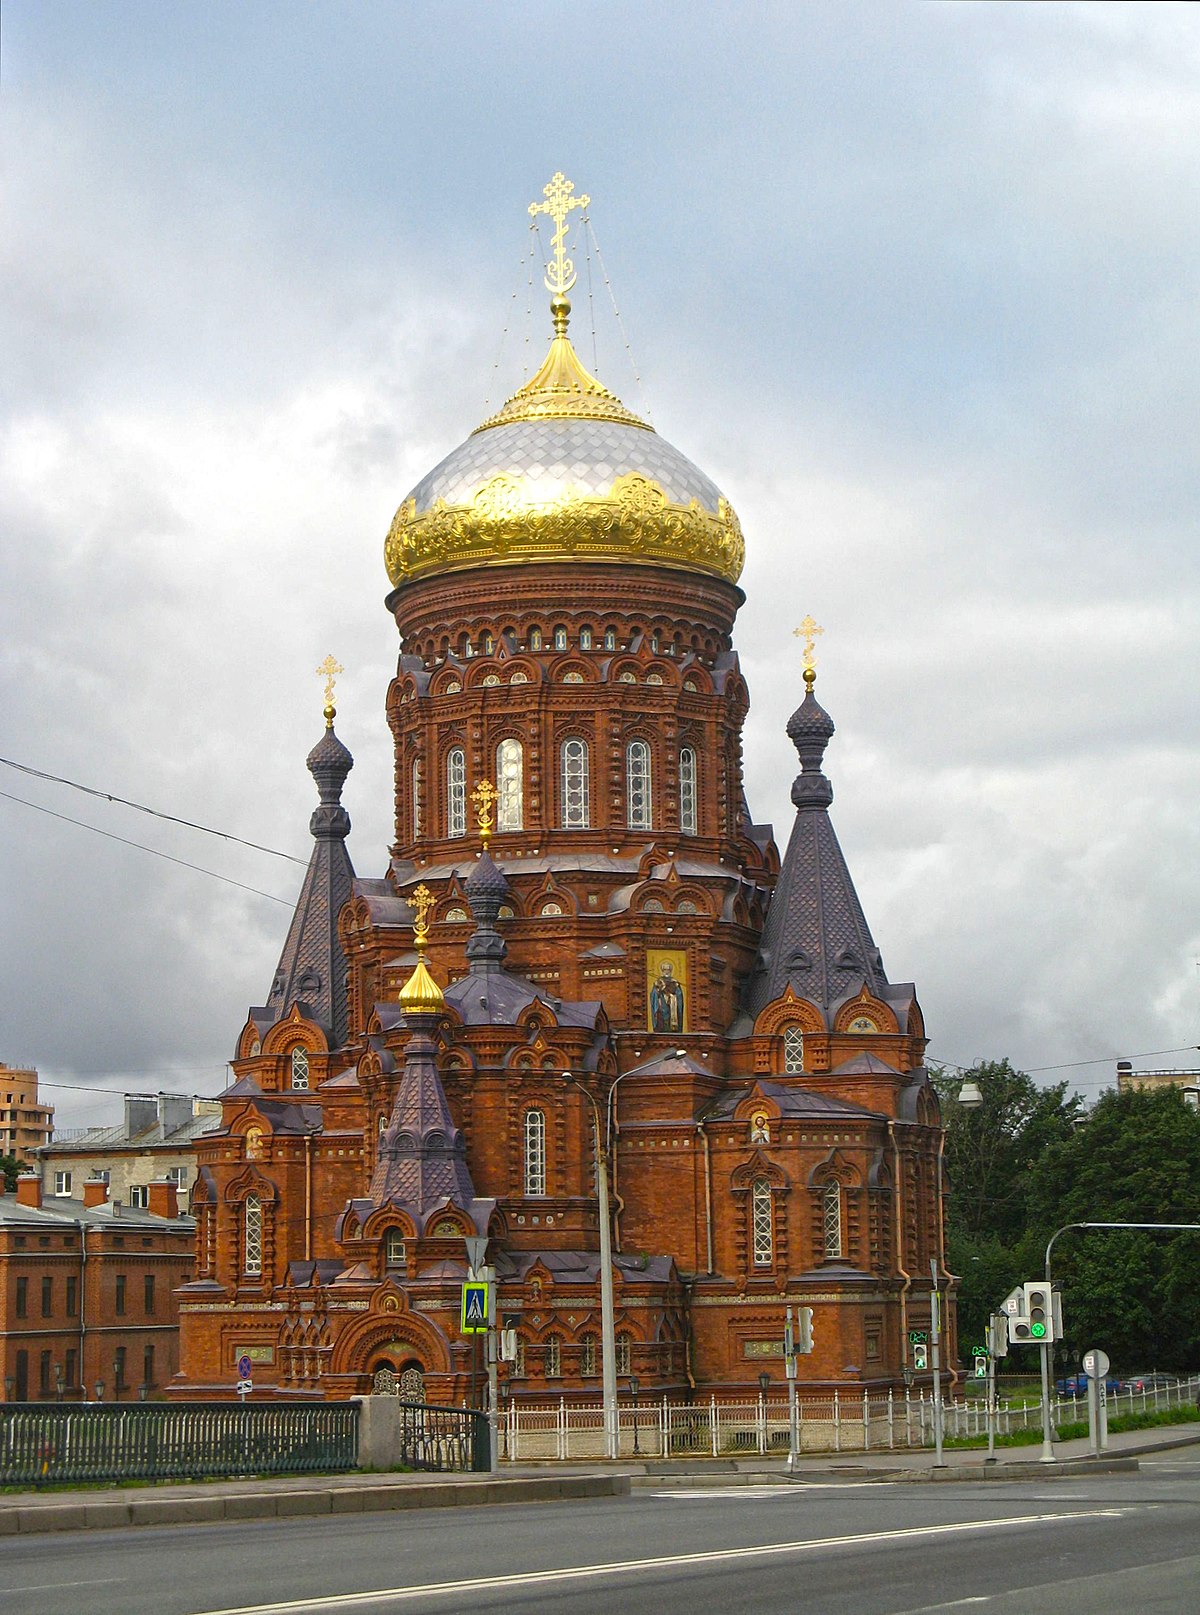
3,1422,1198,1535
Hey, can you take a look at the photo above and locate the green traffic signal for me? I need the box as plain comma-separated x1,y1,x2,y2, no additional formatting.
1030,1321,1046,1339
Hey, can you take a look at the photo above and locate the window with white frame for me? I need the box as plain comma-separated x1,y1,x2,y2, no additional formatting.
166,1166,188,1187
783,1025,805,1073
560,737,590,828
823,1180,843,1259
54,1171,72,1196
128,1185,149,1209
496,739,524,831
679,746,698,834
385,1229,406,1267
626,740,652,830
447,747,466,838
752,1178,774,1266
524,1108,546,1196
291,1047,309,1090
244,1194,263,1276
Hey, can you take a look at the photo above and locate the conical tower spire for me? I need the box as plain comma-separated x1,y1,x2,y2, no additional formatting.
264,660,355,1043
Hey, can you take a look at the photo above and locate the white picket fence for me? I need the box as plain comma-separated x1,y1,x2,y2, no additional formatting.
496,1374,1200,1462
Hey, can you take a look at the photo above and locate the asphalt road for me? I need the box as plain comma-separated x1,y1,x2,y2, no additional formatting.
4,1459,1200,1615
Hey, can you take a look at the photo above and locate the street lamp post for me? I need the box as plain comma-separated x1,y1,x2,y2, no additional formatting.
563,1071,618,1460
630,1376,640,1455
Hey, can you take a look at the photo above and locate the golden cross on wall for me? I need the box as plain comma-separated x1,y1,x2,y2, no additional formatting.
529,171,589,296
470,779,499,846
793,616,824,672
316,654,343,726
409,883,435,947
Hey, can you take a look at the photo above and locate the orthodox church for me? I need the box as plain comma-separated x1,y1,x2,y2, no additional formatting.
175,177,952,1403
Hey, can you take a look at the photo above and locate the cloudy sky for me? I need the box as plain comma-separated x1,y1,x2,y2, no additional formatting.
2,1,1197,1129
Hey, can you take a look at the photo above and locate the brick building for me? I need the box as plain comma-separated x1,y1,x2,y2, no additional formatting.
39,1092,221,1208
0,1063,54,1166
0,1173,193,1402
176,180,952,1403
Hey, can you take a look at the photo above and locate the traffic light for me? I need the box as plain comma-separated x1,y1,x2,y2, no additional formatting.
1021,1281,1056,1343
796,1306,814,1353
913,1341,928,1371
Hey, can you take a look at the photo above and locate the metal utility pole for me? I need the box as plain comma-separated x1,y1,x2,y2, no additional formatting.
564,1073,618,1459
929,1257,945,1467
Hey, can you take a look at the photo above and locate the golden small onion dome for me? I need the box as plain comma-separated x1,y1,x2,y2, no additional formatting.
384,301,744,590
398,953,445,1016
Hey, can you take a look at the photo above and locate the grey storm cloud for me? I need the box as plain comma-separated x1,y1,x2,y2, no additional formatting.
1,0,1196,1126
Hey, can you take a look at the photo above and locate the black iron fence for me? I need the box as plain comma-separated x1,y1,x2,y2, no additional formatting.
0,1401,359,1487
397,1400,489,1474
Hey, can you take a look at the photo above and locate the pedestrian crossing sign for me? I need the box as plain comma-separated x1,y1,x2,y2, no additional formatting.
461,1281,489,1334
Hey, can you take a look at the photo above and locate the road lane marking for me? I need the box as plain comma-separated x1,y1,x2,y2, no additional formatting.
190,1509,1127,1614
10,1580,124,1593
648,1482,890,1497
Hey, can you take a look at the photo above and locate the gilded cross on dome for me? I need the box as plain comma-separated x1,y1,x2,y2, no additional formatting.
529,171,590,296
409,883,435,948
316,654,343,728
470,779,499,848
793,616,824,689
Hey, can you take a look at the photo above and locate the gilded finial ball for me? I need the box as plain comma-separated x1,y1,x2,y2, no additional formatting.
323,701,336,728
550,293,571,334
803,666,816,690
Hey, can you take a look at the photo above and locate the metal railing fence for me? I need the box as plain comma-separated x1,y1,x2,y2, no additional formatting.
0,1401,359,1488
396,1399,489,1473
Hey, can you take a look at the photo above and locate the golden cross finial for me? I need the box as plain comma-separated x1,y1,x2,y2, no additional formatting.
316,654,343,728
529,171,590,297
793,616,824,690
470,779,499,849
409,883,435,949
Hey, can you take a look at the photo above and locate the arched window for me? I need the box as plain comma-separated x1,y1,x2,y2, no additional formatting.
603,628,617,651
411,758,423,839
544,1337,561,1378
291,1048,309,1090
497,739,524,832
560,738,590,828
524,1109,546,1196
580,1333,598,1376
529,627,543,652
553,626,567,651
823,1181,843,1259
679,746,698,835
244,1195,262,1277
580,627,593,650
626,740,652,830
385,1229,406,1267
446,747,466,838
783,1025,805,1073
616,1334,633,1376
752,1179,773,1267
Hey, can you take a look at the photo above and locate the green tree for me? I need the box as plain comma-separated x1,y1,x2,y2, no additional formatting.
1027,1086,1200,1372
0,1154,21,1192
932,1061,1082,1351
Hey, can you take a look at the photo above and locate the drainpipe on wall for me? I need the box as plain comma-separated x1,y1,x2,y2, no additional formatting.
696,1119,714,1276
888,1120,911,1369
305,1134,313,1263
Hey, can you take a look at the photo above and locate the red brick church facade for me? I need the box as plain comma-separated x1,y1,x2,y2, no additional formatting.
175,184,953,1404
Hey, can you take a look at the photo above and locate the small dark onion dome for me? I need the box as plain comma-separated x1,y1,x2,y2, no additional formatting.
786,668,835,809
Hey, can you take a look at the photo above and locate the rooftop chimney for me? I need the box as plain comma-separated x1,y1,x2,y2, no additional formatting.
147,1180,179,1220
83,1178,109,1209
15,1174,42,1208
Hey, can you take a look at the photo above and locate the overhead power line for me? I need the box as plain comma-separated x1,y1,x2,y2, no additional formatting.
0,756,306,864
0,789,294,906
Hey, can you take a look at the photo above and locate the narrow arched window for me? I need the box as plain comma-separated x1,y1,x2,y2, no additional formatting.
560,738,590,828
411,758,423,839
553,626,567,651
497,739,524,832
244,1195,262,1277
626,740,652,830
385,1229,406,1267
823,1181,843,1259
752,1179,773,1267
291,1048,309,1090
447,747,466,838
524,1108,546,1196
616,1334,632,1375
545,1337,561,1378
783,1025,805,1073
580,627,593,650
580,1333,598,1376
604,628,617,651
529,627,543,652
679,746,698,835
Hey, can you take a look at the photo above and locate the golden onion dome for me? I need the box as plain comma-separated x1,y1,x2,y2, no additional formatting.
384,293,744,590
398,952,445,1017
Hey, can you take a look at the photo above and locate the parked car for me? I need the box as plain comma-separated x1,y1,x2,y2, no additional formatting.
1125,1372,1179,1394
1056,1372,1121,1396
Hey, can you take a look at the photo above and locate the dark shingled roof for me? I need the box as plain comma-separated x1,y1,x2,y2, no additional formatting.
263,721,356,1046
741,678,889,1029
707,1080,886,1123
